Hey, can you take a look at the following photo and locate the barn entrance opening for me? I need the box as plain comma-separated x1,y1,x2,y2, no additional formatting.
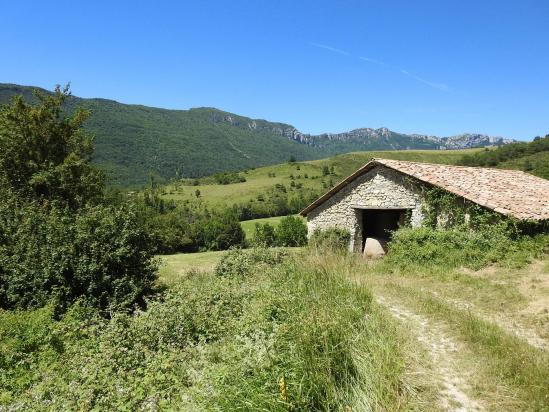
359,208,408,257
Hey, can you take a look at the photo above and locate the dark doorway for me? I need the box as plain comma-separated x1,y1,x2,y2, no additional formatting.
360,209,407,251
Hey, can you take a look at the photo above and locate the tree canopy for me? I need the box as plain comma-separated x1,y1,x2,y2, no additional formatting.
0,85,104,208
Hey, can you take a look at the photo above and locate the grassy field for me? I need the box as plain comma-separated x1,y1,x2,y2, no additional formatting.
161,149,482,207
347,230,549,411
3,229,548,410
158,250,227,284
158,246,305,284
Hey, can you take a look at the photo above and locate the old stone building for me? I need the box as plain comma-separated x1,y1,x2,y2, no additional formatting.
300,158,549,254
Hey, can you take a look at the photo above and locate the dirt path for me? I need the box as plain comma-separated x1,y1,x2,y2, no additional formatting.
420,288,549,351
376,296,484,411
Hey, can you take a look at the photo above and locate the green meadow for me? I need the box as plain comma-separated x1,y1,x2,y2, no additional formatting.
161,149,482,207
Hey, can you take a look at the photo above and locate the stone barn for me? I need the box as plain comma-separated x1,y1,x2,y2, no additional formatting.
300,158,549,255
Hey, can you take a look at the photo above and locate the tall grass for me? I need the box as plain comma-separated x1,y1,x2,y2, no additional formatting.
0,247,414,410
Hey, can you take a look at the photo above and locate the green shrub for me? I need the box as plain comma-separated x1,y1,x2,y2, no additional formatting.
275,215,308,247
385,225,549,271
195,210,246,251
214,247,287,277
0,197,158,313
252,222,277,247
213,172,246,185
309,228,351,251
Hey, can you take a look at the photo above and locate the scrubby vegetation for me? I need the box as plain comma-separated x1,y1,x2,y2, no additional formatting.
252,216,308,247
310,228,352,252
459,134,549,178
385,225,549,271
0,247,415,410
135,187,246,254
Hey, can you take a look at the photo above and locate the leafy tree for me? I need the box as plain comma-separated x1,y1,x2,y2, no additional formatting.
253,223,277,247
0,85,104,209
0,85,157,313
275,216,308,247
322,165,330,176
194,210,245,251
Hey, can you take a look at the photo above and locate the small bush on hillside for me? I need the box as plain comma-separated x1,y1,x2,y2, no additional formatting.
196,210,246,251
252,222,277,247
213,172,246,185
275,216,308,247
310,228,351,252
385,225,549,270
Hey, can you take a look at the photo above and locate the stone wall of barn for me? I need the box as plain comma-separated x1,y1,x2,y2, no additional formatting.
306,166,426,252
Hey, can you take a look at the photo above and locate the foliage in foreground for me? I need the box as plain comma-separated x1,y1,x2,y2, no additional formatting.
0,86,157,312
0,197,157,313
309,228,351,251
384,225,549,271
0,248,409,411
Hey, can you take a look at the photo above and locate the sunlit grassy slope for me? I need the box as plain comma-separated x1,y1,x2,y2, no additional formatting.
240,216,287,238
158,250,227,284
161,149,482,207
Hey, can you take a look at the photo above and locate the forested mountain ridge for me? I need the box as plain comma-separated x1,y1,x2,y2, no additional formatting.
0,83,515,186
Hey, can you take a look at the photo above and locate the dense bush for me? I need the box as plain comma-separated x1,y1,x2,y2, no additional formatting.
0,86,158,313
252,222,277,247
385,225,549,270
275,215,308,247
0,85,104,209
213,171,246,184
309,228,351,251
134,187,247,253
214,247,288,277
196,210,246,251
0,196,157,313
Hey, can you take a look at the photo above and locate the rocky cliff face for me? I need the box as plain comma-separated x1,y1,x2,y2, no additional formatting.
285,128,515,150
212,112,515,150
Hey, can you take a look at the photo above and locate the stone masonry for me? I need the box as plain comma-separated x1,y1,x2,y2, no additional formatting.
306,165,425,252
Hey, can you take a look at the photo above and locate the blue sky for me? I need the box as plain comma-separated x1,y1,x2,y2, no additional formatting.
1,0,548,139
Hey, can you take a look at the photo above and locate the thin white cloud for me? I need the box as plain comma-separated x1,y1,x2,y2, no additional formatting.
359,56,386,66
308,41,451,92
308,42,350,56
400,69,450,92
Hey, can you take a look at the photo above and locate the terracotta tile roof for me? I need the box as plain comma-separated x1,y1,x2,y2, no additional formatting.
300,158,549,221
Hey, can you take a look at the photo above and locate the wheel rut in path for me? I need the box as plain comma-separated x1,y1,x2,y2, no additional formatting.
376,295,484,412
